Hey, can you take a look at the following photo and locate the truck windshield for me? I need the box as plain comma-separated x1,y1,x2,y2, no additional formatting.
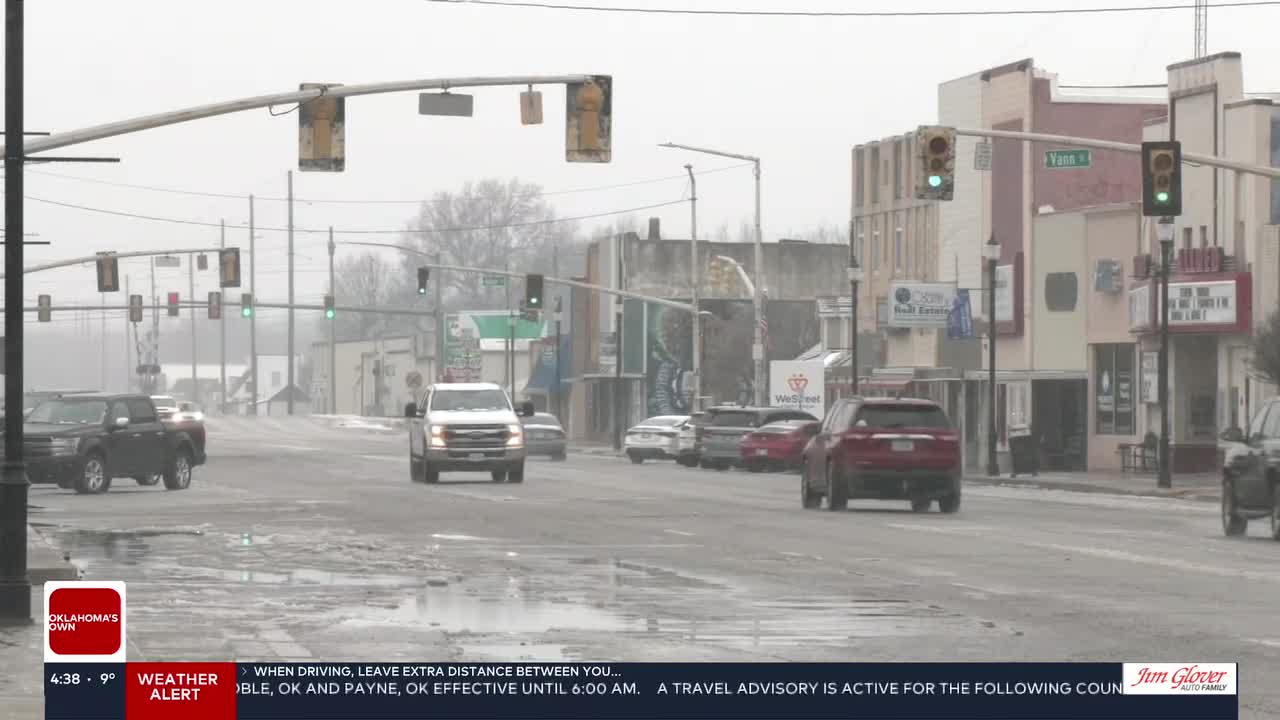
27,399,108,425
430,389,510,412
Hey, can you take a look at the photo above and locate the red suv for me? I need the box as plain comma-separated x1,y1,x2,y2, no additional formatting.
800,397,961,513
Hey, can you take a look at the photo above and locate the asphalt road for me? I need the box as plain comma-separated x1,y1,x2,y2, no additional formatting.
2,416,1276,718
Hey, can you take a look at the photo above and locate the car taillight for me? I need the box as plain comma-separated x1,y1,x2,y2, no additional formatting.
934,433,959,443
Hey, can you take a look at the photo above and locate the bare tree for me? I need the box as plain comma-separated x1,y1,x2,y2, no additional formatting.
1251,309,1280,388
329,251,402,341
400,178,578,310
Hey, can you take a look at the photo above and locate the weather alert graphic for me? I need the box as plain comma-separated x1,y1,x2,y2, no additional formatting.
44,580,127,663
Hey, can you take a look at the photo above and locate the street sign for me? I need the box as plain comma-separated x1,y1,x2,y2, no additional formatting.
154,255,180,269
1045,149,1091,169
405,370,423,389
482,275,506,288
974,141,992,171
418,92,474,117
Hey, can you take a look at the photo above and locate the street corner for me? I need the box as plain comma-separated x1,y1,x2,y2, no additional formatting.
27,524,80,584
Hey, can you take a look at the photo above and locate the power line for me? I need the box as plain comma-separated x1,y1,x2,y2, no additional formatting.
424,0,1280,16
24,163,752,204
20,195,687,235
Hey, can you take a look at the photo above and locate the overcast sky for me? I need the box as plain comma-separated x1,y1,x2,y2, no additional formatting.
6,0,1280,308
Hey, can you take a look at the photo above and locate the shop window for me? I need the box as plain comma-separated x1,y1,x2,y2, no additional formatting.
1094,344,1135,435
869,146,880,204
1044,272,1078,312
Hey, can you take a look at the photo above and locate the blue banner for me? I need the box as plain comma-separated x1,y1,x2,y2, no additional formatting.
45,661,1239,720
948,288,974,339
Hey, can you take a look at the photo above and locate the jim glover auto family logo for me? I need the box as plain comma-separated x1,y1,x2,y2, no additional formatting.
44,580,127,663
1122,663,1236,694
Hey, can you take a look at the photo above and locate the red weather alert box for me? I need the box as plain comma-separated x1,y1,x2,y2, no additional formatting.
125,662,237,720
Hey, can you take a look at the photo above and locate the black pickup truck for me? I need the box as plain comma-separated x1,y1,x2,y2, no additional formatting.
4,393,206,494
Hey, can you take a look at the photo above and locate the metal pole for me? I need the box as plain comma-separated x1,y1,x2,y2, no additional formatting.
1158,225,1174,488
752,159,765,407
249,195,258,415
287,171,295,415
509,311,516,404
614,308,623,451
100,291,106,390
555,312,562,420
188,251,197,404
219,220,226,413
687,164,701,412
432,251,444,383
328,228,336,415
986,251,999,477
149,257,157,395
0,0,31,622
124,276,130,390
848,221,860,396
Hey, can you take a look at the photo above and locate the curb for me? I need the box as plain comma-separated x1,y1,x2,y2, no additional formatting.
964,475,1219,503
27,524,79,583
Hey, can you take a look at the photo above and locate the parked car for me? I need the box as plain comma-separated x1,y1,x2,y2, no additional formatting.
13,393,206,494
697,406,819,470
739,419,820,472
675,412,707,467
405,382,534,484
800,396,961,513
522,412,567,461
624,415,689,464
1222,398,1280,538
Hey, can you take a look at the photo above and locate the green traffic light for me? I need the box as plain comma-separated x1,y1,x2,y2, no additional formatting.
928,175,943,188
418,287,427,295
1155,191,1170,204
325,309,335,319
241,307,252,318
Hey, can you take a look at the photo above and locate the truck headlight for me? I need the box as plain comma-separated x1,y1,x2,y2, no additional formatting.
506,424,524,447
428,425,447,448
51,438,78,455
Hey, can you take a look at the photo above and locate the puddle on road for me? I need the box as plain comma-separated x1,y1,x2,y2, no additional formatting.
333,586,629,633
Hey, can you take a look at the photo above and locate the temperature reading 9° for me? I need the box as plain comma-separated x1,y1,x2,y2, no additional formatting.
101,672,117,684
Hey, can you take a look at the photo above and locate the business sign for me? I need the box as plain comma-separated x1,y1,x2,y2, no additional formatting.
1141,351,1159,404
947,289,974,339
1129,278,1243,332
769,360,825,420
994,264,1015,324
887,283,956,327
816,296,852,318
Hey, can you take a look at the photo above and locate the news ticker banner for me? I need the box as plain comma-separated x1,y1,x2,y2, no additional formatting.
43,581,1240,720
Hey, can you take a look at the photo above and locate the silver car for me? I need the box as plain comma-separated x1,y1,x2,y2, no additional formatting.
522,412,567,461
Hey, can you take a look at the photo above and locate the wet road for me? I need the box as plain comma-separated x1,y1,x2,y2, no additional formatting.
4,416,1278,717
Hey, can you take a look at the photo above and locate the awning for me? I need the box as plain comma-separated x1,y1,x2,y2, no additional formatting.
859,377,912,390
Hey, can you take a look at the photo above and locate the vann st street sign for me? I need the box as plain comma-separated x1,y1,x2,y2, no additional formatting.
1045,149,1091,169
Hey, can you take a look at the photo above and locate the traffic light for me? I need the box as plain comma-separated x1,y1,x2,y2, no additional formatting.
95,253,119,293
524,273,544,309
916,126,956,201
240,292,253,318
128,294,143,323
37,294,51,322
219,247,242,288
324,294,335,319
1141,141,1182,217
167,292,180,317
565,75,612,163
418,267,429,295
208,292,222,320
197,254,208,271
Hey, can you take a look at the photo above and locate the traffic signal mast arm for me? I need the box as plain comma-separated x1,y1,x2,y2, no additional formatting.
712,255,756,296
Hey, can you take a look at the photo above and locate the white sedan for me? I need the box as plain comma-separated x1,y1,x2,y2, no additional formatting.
623,415,690,464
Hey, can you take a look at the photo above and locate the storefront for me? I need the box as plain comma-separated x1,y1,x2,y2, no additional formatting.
1118,248,1252,473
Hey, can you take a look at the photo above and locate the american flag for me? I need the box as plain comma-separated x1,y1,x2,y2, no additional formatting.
759,317,773,350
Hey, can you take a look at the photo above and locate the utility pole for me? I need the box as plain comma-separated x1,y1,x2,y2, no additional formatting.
188,251,197,404
613,305,624,451
150,257,158,395
286,171,295,415
554,297,563,422
1157,218,1175,488
686,164,701,412
984,234,1001,477
219,219,226,412
509,310,517,404
249,195,258,415
100,291,106,390
847,220,863,395
124,276,130,390
432,250,444,384
0,0,31,621
752,159,765,407
328,227,336,415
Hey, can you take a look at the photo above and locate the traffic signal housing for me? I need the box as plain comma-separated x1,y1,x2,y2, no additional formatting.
418,267,429,295
324,294,335,319
129,294,143,323
95,253,119,293
208,292,222,320
565,75,612,163
37,294,51,322
1141,141,1182,217
219,247,242,287
915,126,956,201
524,273,544,309
167,292,180,317
240,293,253,318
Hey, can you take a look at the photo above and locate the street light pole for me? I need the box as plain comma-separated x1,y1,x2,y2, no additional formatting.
658,142,764,405
1157,218,1175,488
847,220,863,396
554,297,563,422
328,228,337,415
613,306,624,451
984,234,1001,477
219,220,226,413
286,170,295,415
248,196,258,415
0,0,31,622
686,164,701,412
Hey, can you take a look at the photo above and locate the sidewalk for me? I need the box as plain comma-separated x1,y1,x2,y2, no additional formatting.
27,520,79,582
567,443,1221,501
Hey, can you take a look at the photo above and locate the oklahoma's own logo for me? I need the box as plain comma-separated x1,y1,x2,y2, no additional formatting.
787,374,808,393
44,580,127,663
1122,663,1236,695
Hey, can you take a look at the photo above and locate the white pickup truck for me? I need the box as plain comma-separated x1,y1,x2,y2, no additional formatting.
405,382,535,484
